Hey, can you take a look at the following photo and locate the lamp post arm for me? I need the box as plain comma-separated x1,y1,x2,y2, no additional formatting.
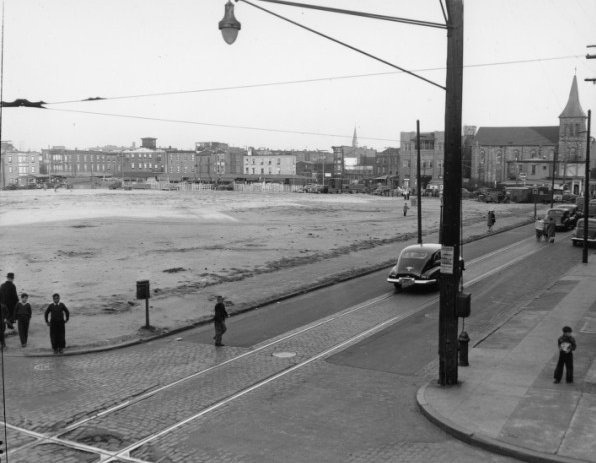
255,0,448,29
239,0,446,91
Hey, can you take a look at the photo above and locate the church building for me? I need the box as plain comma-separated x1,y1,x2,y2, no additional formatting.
470,75,595,196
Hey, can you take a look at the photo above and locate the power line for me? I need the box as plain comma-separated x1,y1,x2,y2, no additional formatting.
46,107,400,143
255,0,447,29
239,0,446,90
42,54,583,106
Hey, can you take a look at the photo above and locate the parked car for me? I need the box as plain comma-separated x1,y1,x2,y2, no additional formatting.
571,218,596,247
373,186,391,196
535,208,574,235
555,204,580,225
387,243,464,291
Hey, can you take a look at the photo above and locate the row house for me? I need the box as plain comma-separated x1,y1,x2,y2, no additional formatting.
399,131,444,190
121,138,165,179
195,142,246,181
0,142,41,188
332,144,377,185
244,154,296,176
40,147,121,178
374,148,400,187
163,149,196,181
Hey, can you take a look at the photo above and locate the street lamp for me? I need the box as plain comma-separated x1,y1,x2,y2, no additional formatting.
219,1,241,44
219,0,464,386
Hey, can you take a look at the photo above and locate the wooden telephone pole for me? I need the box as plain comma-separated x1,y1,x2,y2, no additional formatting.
438,0,464,386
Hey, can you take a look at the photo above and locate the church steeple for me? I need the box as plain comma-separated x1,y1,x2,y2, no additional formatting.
352,127,358,148
559,75,586,119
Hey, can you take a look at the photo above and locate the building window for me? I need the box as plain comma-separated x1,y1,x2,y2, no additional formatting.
531,165,536,175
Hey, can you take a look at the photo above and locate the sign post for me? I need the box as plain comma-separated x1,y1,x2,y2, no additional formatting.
136,280,152,329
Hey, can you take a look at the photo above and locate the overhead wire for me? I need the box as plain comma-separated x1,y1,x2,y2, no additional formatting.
46,107,400,144
236,0,446,90
42,54,584,106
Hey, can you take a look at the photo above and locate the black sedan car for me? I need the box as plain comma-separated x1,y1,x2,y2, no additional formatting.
387,243,442,291
387,243,464,291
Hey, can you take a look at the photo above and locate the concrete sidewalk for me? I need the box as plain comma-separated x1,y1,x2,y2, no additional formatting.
418,256,596,463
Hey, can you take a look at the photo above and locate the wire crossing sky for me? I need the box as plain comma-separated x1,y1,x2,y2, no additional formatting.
1,0,596,151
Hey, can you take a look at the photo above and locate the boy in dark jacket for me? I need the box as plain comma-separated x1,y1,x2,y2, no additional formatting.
44,293,70,354
15,293,32,347
554,326,576,384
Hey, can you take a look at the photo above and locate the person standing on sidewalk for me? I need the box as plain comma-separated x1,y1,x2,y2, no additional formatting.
213,295,228,347
0,272,19,331
554,326,576,384
546,216,556,243
15,293,32,347
44,293,70,354
487,210,496,232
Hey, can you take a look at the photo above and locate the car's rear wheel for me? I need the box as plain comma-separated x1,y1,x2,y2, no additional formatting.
393,283,402,292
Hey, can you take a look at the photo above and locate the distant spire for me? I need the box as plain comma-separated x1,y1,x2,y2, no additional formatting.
559,75,586,118
352,126,358,148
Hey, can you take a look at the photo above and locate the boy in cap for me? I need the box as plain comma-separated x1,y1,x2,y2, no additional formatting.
554,326,576,384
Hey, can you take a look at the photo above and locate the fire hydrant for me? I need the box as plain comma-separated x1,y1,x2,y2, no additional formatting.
458,330,470,367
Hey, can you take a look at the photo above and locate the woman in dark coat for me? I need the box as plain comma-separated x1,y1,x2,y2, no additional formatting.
546,216,556,243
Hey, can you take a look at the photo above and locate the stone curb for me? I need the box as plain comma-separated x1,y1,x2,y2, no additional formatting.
22,216,536,357
416,383,590,463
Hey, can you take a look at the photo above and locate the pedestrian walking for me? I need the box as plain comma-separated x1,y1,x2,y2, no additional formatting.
0,272,18,331
487,210,496,232
213,295,228,347
44,293,69,354
403,202,410,217
554,326,576,384
15,292,32,347
546,216,556,243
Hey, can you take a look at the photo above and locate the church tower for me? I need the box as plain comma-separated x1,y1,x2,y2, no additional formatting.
352,127,358,148
558,75,587,164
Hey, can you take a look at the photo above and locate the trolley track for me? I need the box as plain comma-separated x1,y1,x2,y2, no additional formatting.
2,233,568,462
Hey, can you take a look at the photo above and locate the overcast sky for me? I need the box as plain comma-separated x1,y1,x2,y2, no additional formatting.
1,0,596,152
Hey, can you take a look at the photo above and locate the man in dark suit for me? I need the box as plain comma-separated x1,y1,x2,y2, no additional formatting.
44,293,70,354
0,272,19,343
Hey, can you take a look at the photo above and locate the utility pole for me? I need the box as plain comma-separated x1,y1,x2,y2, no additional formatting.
438,0,464,386
583,110,591,264
417,120,422,244
551,146,558,208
